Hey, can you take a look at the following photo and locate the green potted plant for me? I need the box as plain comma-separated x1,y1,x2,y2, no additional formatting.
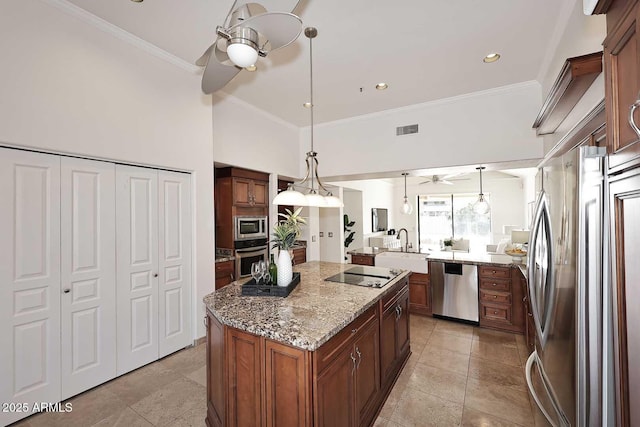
272,207,306,286
443,238,453,251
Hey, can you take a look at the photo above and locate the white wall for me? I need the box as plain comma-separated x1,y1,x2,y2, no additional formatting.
330,179,396,247
343,189,364,256
391,175,527,251
212,93,301,179
319,199,344,263
302,82,543,178
0,0,214,339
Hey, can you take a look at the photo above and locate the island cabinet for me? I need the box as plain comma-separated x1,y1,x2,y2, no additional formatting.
350,254,376,266
380,285,410,388
478,266,525,334
314,305,380,427
205,275,410,427
408,272,431,316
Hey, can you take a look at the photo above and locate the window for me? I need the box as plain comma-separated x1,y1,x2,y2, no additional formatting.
418,193,491,253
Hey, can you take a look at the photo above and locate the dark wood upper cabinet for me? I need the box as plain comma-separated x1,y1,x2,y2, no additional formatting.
533,52,603,136
604,0,640,171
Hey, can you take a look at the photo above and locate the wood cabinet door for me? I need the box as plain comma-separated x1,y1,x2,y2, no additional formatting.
206,313,225,427
264,340,311,427
252,180,268,207
409,273,431,315
609,168,640,426
379,303,397,384
396,290,410,359
605,3,640,171
314,347,355,427
233,178,252,206
226,329,262,427
353,320,380,427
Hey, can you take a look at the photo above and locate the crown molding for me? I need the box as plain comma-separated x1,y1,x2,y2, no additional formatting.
40,0,200,74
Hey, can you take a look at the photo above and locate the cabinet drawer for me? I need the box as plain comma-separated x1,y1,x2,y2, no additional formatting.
351,254,375,266
479,277,511,292
215,260,234,273
381,278,409,311
315,305,378,374
479,265,511,279
480,303,512,324
480,289,511,305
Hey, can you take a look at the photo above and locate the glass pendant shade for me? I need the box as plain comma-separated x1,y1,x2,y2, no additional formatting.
305,192,327,207
473,194,490,215
272,188,308,206
227,43,258,68
400,172,413,215
401,197,414,215
325,195,344,207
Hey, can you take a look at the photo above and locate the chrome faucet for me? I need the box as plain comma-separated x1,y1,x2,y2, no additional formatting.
397,228,409,252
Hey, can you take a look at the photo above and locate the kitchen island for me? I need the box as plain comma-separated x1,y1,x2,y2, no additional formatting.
203,261,412,427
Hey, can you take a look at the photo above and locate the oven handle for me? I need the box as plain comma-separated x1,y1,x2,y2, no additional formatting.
235,245,268,254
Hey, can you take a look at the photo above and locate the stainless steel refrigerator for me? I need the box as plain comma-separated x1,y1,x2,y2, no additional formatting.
525,144,615,426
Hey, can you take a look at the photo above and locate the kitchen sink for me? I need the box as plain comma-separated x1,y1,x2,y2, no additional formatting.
375,251,429,273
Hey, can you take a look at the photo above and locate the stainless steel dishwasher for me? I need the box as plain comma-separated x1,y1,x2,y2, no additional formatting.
431,262,479,324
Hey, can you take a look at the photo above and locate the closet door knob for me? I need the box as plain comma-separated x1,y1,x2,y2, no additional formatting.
153,273,158,278
63,288,71,294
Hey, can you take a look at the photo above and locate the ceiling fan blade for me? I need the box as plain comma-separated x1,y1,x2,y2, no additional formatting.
232,12,302,52
441,180,454,185
441,172,466,180
196,44,214,67
233,0,301,13
201,47,242,94
418,180,432,185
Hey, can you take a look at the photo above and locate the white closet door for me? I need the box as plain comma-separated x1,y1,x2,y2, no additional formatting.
0,149,61,426
60,157,116,399
116,165,159,375
158,171,192,357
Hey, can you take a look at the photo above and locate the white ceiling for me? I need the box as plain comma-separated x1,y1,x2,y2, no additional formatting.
65,0,567,127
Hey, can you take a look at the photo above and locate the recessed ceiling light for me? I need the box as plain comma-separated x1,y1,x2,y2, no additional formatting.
130,0,143,2
375,83,388,90
245,64,257,72
483,53,501,63
303,102,312,108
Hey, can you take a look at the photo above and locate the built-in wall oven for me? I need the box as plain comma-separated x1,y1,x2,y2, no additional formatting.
235,238,269,278
234,216,268,241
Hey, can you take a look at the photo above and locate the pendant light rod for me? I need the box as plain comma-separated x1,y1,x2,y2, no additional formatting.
402,172,409,197
477,166,485,195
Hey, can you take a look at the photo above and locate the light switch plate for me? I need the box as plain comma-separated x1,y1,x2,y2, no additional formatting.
319,232,324,237
312,235,317,242
328,232,333,237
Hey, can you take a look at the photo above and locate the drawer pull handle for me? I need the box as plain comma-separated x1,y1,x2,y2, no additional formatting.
629,95,640,138
351,328,358,334
494,311,498,315
492,270,496,274
493,295,497,299
350,352,357,373
356,347,362,369
492,283,497,286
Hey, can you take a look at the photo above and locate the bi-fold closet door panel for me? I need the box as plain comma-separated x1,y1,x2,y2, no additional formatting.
116,165,192,374
60,157,117,400
0,149,62,426
158,171,192,358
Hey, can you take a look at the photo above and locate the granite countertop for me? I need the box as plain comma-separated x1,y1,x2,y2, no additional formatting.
426,251,524,267
347,247,388,256
203,261,410,351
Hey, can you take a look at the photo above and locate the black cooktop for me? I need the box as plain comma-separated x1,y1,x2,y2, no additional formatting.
324,266,401,288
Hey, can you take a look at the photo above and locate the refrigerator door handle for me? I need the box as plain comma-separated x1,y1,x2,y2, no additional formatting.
526,352,558,427
528,191,556,348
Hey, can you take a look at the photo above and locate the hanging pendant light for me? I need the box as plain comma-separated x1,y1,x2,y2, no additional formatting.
400,172,413,215
473,166,490,214
272,27,343,208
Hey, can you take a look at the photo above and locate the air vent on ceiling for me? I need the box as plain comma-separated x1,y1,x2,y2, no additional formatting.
396,124,418,136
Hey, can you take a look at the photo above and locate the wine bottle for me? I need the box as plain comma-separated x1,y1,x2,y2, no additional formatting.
269,254,278,285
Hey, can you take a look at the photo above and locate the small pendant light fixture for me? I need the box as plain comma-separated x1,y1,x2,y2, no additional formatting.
400,173,413,215
473,166,490,215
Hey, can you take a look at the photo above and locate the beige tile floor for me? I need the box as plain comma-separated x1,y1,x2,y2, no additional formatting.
12,315,534,427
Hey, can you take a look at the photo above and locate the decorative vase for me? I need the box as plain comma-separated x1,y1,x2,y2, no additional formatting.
277,249,293,287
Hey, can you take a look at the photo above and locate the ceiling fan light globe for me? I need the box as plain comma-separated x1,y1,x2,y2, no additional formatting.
227,42,259,68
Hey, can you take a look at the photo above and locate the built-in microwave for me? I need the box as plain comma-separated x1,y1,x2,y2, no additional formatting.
234,216,268,241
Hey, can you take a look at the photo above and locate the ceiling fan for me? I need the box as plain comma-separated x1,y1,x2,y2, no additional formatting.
418,173,470,185
196,1,303,94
